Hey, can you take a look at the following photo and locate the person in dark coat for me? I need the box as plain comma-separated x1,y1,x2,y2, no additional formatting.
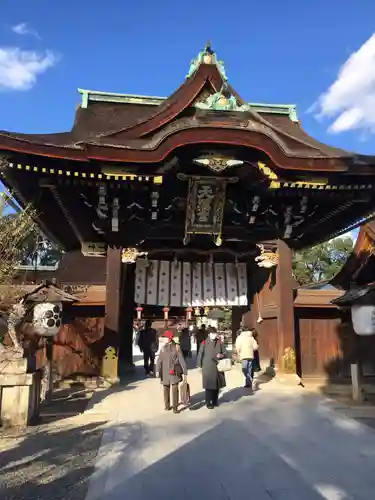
156,331,187,414
179,327,191,359
195,324,207,352
197,327,227,409
138,319,158,377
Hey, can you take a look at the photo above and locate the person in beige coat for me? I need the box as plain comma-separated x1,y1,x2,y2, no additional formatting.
235,328,259,389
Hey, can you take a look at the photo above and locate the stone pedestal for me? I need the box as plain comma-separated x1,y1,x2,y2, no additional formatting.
351,363,363,403
0,358,41,427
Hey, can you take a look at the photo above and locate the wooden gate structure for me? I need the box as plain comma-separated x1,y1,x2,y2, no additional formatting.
2,44,375,380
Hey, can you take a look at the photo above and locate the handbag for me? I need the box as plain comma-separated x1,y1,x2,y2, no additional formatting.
217,358,232,372
179,380,190,405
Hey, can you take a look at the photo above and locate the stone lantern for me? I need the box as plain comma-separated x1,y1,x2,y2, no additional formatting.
27,282,77,401
0,281,77,427
331,284,375,402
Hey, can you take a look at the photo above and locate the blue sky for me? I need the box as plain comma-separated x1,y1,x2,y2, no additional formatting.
1,1,375,150
0,1,374,242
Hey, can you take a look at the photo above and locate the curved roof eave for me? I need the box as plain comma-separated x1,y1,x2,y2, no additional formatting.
331,221,375,289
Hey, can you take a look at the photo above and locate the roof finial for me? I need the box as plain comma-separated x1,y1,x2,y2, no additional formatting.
186,43,227,80
205,40,214,54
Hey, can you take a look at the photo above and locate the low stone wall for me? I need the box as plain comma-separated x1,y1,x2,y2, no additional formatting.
0,358,41,427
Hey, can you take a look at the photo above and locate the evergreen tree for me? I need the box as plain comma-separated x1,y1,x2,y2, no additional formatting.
293,236,354,286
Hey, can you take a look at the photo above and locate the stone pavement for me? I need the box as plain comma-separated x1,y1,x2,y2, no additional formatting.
84,351,375,500
0,415,106,500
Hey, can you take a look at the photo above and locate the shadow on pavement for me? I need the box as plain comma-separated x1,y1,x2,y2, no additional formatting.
0,420,107,500
83,414,360,500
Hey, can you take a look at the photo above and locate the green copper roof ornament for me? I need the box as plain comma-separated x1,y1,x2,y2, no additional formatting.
195,82,250,112
186,41,227,81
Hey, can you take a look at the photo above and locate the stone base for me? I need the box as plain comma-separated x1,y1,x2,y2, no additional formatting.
96,376,120,388
0,371,41,427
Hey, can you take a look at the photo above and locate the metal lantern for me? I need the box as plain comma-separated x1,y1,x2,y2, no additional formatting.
186,307,193,321
136,305,143,320
33,302,62,337
163,306,170,321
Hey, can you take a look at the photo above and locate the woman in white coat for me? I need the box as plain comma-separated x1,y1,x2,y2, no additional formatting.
235,328,259,389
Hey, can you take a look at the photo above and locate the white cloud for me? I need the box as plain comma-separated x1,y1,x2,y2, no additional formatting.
312,33,375,134
12,22,40,40
0,48,59,91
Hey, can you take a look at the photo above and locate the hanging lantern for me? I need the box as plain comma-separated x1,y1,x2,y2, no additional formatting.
163,306,170,320
33,302,62,337
136,305,143,320
194,306,201,317
186,307,193,320
204,306,210,316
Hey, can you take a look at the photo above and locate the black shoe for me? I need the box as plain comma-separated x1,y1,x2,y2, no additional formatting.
173,408,179,414
165,406,171,411
207,403,214,409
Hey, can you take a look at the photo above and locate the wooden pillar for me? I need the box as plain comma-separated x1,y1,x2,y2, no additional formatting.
102,246,122,382
119,263,135,370
276,239,296,372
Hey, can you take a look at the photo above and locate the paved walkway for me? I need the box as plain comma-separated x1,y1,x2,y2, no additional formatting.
84,352,375,500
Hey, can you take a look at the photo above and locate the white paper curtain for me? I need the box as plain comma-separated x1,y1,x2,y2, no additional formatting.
134,260,248,307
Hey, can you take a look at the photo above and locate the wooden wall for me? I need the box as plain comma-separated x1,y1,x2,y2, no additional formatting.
31,305,105,379
244,267,279,368
244,266,375,381
296,307,375,380
256,317,278,368
295,307,345,379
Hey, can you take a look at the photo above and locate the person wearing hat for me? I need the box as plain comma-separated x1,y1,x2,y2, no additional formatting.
156,331,188,413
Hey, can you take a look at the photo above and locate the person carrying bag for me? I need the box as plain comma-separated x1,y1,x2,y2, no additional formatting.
156,331,187,414
197,326,228,409
179,379,190,406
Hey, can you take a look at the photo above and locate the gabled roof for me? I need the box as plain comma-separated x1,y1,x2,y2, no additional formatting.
0,44,370,173
23,280,78,303
331,282,375,306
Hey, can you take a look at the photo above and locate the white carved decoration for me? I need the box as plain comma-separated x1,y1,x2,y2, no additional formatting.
121,248,148,263
351,306,375,335
33,302,62,337
255,245,279,268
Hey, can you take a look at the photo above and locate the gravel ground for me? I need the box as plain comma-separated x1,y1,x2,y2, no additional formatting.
0,415,107,500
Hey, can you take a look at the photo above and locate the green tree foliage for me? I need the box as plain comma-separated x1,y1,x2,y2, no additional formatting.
3,213,62,267
0,205,37,315
292,236,354,286
0,208,36,285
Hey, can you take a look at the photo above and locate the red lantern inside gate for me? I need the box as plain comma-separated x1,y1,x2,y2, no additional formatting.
136,305,143,320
